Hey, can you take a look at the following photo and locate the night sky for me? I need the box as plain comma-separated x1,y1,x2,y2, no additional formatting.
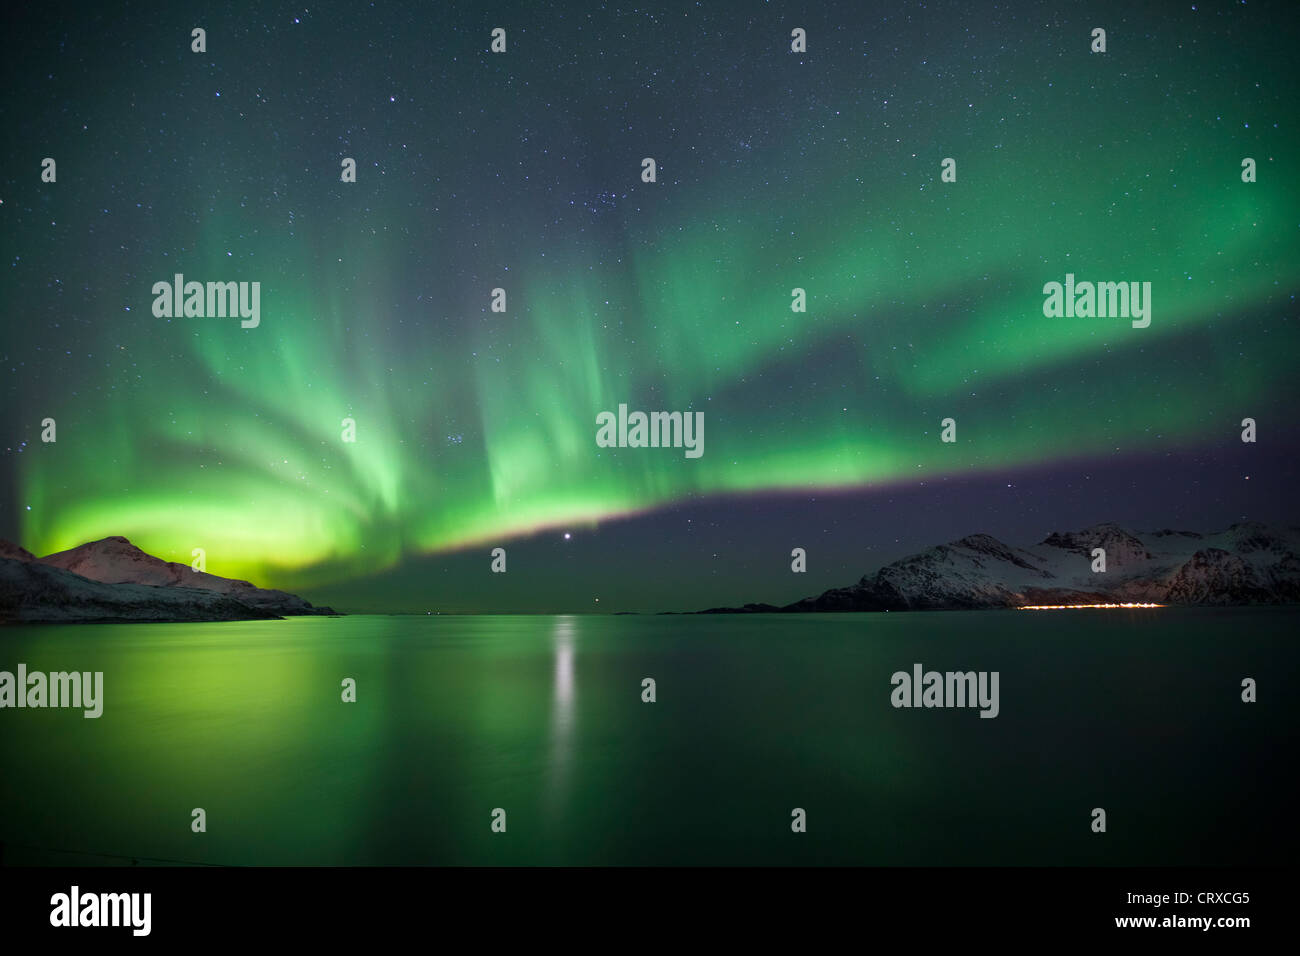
2,1,1297,613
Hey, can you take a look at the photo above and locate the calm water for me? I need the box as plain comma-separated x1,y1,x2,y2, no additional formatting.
0,609,1295,866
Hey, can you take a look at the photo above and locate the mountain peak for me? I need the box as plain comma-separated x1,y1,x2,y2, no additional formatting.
1039,523,1152,565
39,535,172,585
0,539,36,563
951,533,1010,552
1223,522,1287,554
1081,521,1129,534
74,535,141,551
2,535,337,622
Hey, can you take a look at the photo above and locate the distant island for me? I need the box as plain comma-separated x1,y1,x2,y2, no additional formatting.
699,522,1300,613
0,536,337,624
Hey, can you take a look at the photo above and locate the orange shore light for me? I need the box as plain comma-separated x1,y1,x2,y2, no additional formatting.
1016,602,1165,610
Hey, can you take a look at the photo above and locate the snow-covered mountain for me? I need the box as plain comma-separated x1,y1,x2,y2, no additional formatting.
701,522,1300,613
0,536,337,623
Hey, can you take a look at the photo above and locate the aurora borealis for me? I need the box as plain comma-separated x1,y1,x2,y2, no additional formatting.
2,0,1298,611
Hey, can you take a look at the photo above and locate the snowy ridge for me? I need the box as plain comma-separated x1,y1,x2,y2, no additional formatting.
701,522,1300,613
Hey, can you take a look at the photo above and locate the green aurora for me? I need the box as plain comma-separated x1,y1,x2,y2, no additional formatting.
9,3,1298,591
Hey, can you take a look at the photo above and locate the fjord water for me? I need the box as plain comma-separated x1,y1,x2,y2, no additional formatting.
0,609,1294,866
